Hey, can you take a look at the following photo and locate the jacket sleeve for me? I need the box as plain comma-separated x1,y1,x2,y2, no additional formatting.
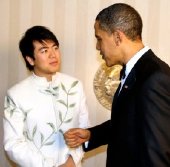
78,81,90,129
140,72,170,166
68,81,90,166
83,120,111,152
3,94,55,167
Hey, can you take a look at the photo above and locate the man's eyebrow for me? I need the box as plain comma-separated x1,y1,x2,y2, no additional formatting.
38,46,48,51
52,43,58,47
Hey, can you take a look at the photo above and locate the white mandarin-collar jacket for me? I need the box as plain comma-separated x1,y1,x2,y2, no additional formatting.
3,72,89,167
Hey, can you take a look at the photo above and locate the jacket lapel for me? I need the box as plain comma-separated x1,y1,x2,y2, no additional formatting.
117,49,155,97
112,49,155,107
120,69,136,96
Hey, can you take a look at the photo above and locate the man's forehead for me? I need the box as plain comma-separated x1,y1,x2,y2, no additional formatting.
33,40,56,46
94,22,101,37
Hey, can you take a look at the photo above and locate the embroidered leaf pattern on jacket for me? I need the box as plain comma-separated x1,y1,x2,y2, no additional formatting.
5,80,79,151
32,125,37,138
41,81,79,147
57,100,67,107
57,80,78,126
5,96,19,118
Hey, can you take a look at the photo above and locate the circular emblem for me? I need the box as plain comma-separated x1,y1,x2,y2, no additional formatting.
93,63,122,110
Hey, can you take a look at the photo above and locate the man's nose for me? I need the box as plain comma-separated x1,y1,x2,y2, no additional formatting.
96,42,100,51
49,49,56,58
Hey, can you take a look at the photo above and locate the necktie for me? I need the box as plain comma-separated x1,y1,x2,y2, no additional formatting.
119,65,126,80
117,65,126,95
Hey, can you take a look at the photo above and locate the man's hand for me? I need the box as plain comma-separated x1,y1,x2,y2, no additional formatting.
58,155,75,167
64,128,90,148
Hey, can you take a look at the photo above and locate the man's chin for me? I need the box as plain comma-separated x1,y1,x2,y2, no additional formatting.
105,62,114,67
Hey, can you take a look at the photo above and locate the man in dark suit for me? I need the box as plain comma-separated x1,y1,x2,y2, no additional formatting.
64,3,170,167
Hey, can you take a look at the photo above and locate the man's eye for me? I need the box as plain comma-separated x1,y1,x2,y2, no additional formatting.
41,49,47,53
54,46,59,50
97,38,101,42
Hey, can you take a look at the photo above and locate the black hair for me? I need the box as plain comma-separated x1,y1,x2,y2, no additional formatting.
96,3,143,40
19,25,59,71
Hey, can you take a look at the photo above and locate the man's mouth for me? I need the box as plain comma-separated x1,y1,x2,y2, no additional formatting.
50,61,58,66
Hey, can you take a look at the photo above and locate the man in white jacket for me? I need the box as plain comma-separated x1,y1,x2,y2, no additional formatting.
3,25,89,167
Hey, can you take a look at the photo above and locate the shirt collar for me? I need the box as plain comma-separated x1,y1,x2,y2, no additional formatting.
125,46,150,78
31,72,60,87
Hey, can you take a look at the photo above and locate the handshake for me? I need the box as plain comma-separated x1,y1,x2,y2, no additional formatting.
64,128,91,147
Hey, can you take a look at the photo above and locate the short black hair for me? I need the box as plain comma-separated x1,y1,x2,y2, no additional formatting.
96,3,143,40
19,25,59,71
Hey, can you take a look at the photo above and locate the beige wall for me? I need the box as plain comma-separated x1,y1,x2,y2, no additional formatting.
1,0,170,166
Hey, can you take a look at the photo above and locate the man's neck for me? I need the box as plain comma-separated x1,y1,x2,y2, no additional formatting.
123,40,144,65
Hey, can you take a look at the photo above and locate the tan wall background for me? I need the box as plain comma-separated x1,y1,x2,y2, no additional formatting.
0,0,170,166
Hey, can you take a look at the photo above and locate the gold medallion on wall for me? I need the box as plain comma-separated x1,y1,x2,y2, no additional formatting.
93,63,122,110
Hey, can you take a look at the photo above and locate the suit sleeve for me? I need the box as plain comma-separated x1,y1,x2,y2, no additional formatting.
140,71,170,166
83,120,112,151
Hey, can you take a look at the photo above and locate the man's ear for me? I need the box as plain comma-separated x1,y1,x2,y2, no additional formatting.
26,56,34,66
113,30,122,46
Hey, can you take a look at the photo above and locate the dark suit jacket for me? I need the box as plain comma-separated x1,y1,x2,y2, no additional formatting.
84,50,170,167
